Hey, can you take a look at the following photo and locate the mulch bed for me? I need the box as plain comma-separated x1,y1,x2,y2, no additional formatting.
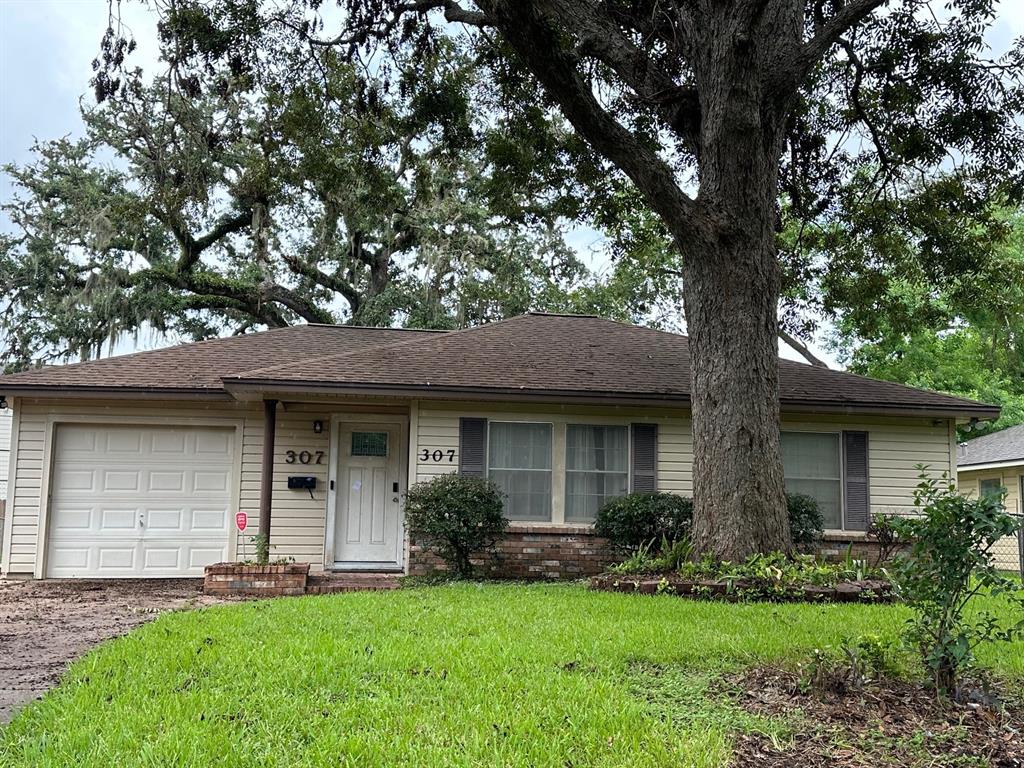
590,573,894,603
727,668,1024,767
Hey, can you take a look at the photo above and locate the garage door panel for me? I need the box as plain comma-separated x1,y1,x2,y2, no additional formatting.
47,424,234,578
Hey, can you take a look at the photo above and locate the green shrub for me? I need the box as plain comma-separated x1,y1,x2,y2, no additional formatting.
594,492,693,551
787,492,824,549
888,471,1024,695
404,474,508,578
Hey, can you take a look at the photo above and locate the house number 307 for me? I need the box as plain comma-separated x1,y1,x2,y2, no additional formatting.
419,448,456,463
285,450,324,465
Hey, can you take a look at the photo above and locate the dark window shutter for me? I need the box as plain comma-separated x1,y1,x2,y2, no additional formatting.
843,431,870,531
631,423,658,492
458,418,487,477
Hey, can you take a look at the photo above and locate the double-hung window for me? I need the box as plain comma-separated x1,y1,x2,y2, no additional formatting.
565,425,629,523
488,422,553,521
781,431,842,530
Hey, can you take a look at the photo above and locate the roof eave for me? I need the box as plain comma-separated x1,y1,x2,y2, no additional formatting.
222,379,1000,418
0,384,234,401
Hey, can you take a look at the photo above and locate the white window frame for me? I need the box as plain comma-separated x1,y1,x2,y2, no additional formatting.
781,429,847,531
564,423,631,524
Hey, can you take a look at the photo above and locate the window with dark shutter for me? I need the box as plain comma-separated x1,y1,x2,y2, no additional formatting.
843,431,870,531
458,418,487,477
631,423,658,492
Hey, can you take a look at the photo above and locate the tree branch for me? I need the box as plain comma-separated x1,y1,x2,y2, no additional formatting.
792,0,890,83
778,327,829,367
476,0,708,244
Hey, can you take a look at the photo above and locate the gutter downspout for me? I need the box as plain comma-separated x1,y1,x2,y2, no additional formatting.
258,399,278,554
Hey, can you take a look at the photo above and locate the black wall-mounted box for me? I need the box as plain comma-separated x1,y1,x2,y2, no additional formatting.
287,476,317,490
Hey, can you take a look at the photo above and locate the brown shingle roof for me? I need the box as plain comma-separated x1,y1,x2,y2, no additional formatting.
227,314,995,416
0,325,442,396
0,313,999,417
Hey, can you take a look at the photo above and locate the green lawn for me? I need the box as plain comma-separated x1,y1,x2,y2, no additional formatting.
2,583,1022,767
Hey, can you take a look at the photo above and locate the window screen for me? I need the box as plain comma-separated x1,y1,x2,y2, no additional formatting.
565,425,629,522
781,432,842,529
488,422,552,521
351,431,388,457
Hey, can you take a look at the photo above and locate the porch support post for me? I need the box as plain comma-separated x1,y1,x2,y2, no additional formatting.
258,398,278,544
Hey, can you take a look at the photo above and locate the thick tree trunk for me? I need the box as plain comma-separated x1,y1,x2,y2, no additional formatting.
683,6,796,560
682,230,790,560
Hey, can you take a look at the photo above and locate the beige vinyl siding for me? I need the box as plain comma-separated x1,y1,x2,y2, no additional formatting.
0,398,410,576
957,466,1023,572
780,414,955,519
413,405,956,528
0,408,11,500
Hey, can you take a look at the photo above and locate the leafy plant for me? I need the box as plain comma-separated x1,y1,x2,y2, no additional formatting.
802,634,902,693
251,533,270,566
594,493,693,552
786,493,824,550
888,471,1024,695
403,474,508,578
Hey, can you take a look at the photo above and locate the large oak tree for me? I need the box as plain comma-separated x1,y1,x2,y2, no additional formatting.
106,0,1024,559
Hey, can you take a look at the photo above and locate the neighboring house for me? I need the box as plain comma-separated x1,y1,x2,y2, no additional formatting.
957,425,1024,572
0,313,998,580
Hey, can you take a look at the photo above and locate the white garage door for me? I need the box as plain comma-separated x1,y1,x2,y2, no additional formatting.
46,424,235,578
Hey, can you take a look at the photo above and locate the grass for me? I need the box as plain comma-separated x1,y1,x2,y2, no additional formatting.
2,583,1022,767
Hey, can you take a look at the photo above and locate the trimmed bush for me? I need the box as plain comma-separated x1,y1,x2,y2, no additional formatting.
594,492,693,551
403,474,508,578
787,492,824,549
597,491,823,553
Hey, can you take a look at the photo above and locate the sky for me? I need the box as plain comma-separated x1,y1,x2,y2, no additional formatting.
2,0,1024,366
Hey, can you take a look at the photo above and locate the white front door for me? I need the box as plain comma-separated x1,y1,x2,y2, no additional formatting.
333,424,403,569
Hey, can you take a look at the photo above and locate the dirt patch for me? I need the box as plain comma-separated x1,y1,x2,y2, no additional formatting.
0,579,229,723
729,668,1024,767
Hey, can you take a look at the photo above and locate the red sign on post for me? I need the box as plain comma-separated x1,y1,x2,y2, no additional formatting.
235,512,248,532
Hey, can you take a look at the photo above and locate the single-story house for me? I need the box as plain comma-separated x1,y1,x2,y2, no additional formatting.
957,425,1024,572
0,313,999,580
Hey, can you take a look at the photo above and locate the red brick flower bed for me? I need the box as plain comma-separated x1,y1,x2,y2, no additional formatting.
203,562,310,597
589,573,894,603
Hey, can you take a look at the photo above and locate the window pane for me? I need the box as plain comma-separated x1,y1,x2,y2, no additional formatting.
781,432,842,530
979,479,1005,508
351,431,387,457
490,469,552,521
566,425,628,472
488,422,552,470
488,422,552,521
565,471,628,523
565,425,629,523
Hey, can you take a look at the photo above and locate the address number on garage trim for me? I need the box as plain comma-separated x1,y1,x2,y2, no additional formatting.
419,448,456,463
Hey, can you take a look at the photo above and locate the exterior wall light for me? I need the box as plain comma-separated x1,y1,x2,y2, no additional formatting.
313,420,324,434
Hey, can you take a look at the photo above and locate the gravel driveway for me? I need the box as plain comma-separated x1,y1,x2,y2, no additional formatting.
0,579,227,723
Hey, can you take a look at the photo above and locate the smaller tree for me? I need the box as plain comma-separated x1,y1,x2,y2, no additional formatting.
889,472,1024,695
404,474,507,578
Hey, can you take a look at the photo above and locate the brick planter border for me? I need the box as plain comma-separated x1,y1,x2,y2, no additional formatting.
204,562,310,597
589,573,894,603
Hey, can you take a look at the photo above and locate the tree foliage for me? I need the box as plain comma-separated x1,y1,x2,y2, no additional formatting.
60,0,1024,559
1,27,643,369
